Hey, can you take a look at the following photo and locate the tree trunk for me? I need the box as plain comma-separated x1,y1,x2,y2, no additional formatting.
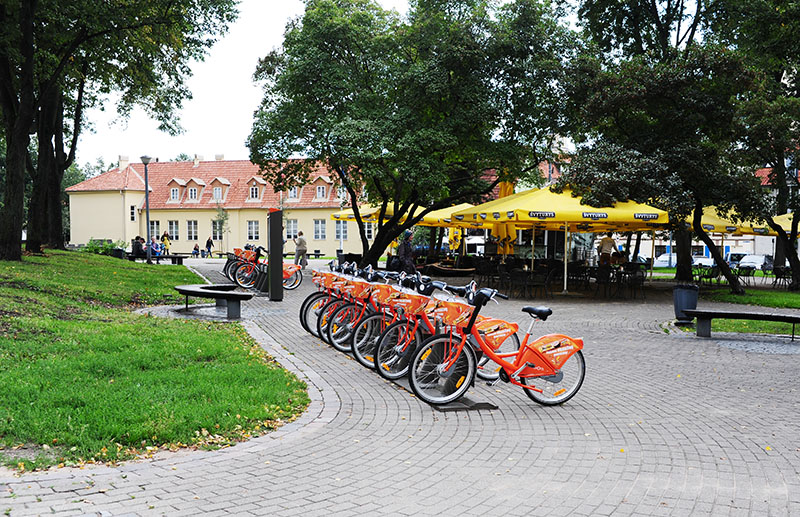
27,85,61,253
693,202,744,294
767,213,800,291
624,232,632,259
435,227,445,260
771,154,789,268
0,128,28,260
673,229,694,282
426,227,436,264
0,1,36,261
632,232,642,259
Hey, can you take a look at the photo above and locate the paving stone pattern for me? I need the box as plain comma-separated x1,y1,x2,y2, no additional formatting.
2,262,799,516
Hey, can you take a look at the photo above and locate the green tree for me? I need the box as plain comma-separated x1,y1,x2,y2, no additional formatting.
560,45,759,293
710,0,800,289
0,0,238,260
248,0,571,266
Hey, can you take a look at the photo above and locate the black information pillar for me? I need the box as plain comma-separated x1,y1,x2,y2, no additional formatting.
268,210,284,301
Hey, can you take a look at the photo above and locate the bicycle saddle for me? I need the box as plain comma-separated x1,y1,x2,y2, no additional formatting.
522,306,552,321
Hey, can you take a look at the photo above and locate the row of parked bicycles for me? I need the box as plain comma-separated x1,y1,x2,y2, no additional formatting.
223,245,303,290
299,262,586,406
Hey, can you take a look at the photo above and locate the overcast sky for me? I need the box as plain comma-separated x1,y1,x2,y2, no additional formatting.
76,0,410,169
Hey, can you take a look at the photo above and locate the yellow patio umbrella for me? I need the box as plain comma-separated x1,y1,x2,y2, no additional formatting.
480,187,670,232
453,187,670,293
773,213,798,233
331,202,473,227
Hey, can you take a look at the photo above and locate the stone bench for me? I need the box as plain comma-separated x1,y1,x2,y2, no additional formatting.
174,284,254,319
682,309,800,341
127,253,185,265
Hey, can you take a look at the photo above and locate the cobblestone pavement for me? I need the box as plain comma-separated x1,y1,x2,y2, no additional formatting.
3,261,799,516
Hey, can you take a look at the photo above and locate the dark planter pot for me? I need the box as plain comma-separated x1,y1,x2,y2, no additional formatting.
673,284,699,324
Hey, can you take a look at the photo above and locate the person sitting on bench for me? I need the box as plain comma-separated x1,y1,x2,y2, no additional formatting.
131,236,147,258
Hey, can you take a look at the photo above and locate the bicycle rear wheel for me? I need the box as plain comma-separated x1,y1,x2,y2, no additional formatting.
327,302,358,353
351,312,389,369
520,350,585,406
283,270,302,290
374,320,422,380
233,262,258,289
408,334,476,406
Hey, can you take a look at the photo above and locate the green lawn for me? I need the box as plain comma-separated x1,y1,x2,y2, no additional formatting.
712,319,797,335
0,251,309,471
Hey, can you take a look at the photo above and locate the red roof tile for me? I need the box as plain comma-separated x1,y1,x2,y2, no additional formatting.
755,167,772,186
66,160,346,210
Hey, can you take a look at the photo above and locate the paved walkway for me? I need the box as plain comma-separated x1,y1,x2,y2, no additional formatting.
2,262,799,516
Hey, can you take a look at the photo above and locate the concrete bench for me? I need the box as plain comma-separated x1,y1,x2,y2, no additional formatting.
283,250,323,259
683,309,800,341
174,284,254,319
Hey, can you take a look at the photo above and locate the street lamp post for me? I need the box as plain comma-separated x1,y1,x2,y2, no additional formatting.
141,155,152,264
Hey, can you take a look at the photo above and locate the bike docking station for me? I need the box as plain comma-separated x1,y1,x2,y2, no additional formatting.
392,376,499,412
252,210,285,300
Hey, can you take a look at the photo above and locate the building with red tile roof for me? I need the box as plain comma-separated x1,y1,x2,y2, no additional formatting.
67,156,361,256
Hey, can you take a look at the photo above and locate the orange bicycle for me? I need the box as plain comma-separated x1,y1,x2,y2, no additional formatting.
229,245,302,290
407,284,585,406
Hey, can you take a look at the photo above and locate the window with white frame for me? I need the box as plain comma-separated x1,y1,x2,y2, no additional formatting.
364,222,374,240
316,185,326,199
288,186,298,199
248,220,260,240
168,220,179,240
188,187,197,200
249,186,259,199
187,220,198,240
213,186,222,200
170,188,179,201
337,186,347,200
130,205,136,222
313,219,326,240
212,220,223,241
286,219,298,239
149,220,160,238
335,220,347,240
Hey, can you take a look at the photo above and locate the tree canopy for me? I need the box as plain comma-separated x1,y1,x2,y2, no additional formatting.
248,0,573,265
0,0,238,259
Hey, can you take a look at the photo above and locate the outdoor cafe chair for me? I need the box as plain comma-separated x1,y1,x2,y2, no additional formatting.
735,265,756,287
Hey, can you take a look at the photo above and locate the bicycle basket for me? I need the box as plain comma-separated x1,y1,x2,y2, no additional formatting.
429,299,473,327
475,318,519,351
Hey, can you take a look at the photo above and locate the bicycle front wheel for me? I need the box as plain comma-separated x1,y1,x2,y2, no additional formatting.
521,350,585,406
351,313,389,369
300,292,327,334
233,262,258,289
316,299,346,344
408,335,476,406
374,320,422,380
327,302,358,353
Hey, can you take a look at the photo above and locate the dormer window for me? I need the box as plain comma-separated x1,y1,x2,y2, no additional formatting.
170,188,179,201
188,187,198,200
250,186,259,199
213,187,222,200
316,185,326,199
337,186,347,200
288,187,298,199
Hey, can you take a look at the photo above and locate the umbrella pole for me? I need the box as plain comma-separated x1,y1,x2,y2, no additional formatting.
649,230,655,283
531,227,535,271
562,226,569,294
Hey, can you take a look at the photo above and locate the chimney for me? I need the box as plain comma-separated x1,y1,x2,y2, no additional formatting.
119,155,129,170
193,154,203,167
215,154,224,161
